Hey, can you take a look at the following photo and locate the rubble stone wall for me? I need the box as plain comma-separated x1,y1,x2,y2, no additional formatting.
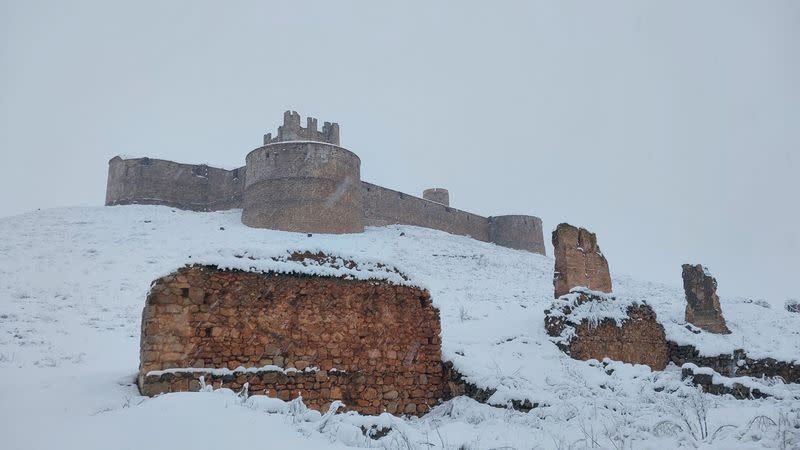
139,265,447,415
668,343,799,383
544,292,669,370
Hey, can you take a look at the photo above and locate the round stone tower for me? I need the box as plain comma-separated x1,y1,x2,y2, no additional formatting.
488,215,546,255
242,111,364,234
422,188,450,206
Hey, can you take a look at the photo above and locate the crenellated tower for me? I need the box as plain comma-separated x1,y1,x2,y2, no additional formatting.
263,110,340,146
244,111,363,234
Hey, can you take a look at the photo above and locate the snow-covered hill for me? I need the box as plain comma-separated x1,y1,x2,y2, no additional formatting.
1,206,798,449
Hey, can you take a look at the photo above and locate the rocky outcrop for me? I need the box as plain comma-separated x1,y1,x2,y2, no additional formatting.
545,289,669,370
552,223,612,298
682,264,730,334
787,299,800,314
139,263,447,416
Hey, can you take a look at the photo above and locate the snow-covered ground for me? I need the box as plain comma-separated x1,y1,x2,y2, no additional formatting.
0,206,797,449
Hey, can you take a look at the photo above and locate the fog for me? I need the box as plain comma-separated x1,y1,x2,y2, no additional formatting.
2,1,798,305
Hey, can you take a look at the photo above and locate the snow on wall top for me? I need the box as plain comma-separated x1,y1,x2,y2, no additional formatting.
185,249,417,287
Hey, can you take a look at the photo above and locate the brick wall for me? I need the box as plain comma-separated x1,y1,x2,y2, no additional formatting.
139,265,448,415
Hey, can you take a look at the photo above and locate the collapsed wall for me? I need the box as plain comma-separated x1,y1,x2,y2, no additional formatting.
544,289,669,370
552,223,612,298
139,264,447,415
682,264,731,334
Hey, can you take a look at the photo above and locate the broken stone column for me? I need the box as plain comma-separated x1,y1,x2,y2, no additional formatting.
552,223,612,298
682,264,731,334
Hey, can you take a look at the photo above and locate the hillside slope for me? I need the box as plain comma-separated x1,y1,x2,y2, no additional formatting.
0,206,798,449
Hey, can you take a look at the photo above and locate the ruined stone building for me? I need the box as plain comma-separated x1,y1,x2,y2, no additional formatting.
105,111,546,254
139,255,450,415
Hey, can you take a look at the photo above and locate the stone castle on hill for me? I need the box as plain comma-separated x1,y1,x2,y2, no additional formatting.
105,111,546,254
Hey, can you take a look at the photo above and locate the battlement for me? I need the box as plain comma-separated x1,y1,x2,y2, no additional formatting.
263,110,340,146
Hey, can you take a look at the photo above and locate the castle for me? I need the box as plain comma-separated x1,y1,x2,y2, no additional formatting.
105,111,546,254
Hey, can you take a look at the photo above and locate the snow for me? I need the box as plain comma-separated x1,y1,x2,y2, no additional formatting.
146,364,320,377
0,205,798,449
682,363,800,400
191,249,417,287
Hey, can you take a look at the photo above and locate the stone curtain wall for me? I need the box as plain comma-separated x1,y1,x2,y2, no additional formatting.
139,265,447,415
105,157,245,211
361,182,491,241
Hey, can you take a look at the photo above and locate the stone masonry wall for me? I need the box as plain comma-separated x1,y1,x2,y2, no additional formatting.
488,215,546,254
242,142,364,234
544,290,669,370
552,223,612,298
105,157,244,211
362,182,491,242
668,343,799,383
139,265,447,415
422,188,450,206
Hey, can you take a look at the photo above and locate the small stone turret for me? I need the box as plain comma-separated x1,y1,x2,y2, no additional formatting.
263,110,340,145
423,188,449,206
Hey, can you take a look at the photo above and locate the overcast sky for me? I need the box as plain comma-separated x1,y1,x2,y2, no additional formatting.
2,1,798,305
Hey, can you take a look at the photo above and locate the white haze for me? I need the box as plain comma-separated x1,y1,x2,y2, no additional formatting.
1,0,798,305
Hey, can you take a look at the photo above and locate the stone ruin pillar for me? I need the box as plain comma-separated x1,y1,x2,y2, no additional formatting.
552,223,612,298
682,264,731,334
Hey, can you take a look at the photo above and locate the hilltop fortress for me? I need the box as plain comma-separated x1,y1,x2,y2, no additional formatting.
105,111,546,254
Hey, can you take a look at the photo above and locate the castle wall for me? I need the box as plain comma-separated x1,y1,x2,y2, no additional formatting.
488,215,546,254
139,265,447,415
361,182,491,242
242,142,364,234
104,110,547,254
105,157,244,211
